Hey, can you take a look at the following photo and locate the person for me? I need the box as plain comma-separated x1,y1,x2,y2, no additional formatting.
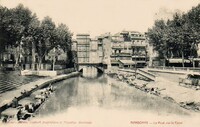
17,109,22,121
44,92,48,98
28,103,34,113
18,106,32,120
35,99,42,109
2,116,8,123
11,97,18,108
21,90,28,96
49,84,53,92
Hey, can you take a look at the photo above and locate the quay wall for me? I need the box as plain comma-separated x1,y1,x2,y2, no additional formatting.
147,67,200,75
0,72,80,113
21,68,75,77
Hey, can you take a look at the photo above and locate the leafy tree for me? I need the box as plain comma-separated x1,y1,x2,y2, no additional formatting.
23,14,40,70
6,4,32,66
55,24,72,51
0,4,73,70
147,20,169,66
148,4,200,67
48,47,63,70
54,23,72,66
0,6,10,62
36,16,56,69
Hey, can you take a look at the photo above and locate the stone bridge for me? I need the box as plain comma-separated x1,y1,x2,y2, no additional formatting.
78,63,104,72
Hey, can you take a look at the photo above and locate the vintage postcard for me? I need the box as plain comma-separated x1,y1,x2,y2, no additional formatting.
0,0,200,127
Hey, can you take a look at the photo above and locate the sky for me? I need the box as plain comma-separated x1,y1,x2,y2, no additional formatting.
0,0,200,38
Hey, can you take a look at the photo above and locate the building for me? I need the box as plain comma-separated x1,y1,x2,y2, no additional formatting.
89,39,100,63
76,34,90,64
76,31,150,71
102,38,112,69
71,39,77,51
130,31,148,67
110,31,149,68
76,34,104,65
110,33,131,66
76,34,106,76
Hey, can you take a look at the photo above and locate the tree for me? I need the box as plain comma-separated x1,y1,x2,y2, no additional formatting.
48,47,63,71
23,14,40,70
36,16,56,70
0,4,73,70
54,23,72,67
148,4,200,67
147,19,169,66
6,4,32,66
0,6,10,62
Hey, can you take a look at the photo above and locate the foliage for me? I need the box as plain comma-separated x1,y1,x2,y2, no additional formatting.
147,4,200,66
0,4,73,69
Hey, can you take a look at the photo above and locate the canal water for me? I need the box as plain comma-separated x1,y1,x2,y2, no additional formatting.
31,74,200,127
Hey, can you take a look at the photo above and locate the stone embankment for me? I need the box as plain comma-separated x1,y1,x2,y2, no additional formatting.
108,69,200,112
0,72,80,112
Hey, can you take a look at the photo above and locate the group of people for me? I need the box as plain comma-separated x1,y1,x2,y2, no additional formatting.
1,84,55,123
35,84,54,101
17,85,55,121
17,104,33,121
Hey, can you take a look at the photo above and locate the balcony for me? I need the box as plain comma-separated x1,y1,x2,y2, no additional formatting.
111,53,131,57
112,47,124,49
132,55,146,58
132,43,147,47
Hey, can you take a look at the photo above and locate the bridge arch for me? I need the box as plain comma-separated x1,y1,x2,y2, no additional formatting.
78,65,104,73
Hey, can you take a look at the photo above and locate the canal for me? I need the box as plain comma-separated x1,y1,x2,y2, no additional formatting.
32,74,196,126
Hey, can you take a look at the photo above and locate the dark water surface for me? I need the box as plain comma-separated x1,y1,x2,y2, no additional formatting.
37,74,190,117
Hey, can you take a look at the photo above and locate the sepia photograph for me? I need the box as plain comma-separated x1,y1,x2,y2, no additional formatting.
0,0,200,127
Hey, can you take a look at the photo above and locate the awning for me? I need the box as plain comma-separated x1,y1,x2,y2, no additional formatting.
168,59,190,63
119,60,136,65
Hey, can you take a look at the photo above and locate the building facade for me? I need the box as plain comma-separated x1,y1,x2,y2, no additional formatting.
76,31,150,71
130,31,148,67
76,34,90,64
110,31,149,68
76,34,104,65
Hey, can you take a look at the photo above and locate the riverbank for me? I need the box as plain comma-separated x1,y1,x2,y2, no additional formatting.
108,69,200,112
0,72,80,112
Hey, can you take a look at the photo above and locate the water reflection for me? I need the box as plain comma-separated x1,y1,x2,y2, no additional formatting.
38,74,190,118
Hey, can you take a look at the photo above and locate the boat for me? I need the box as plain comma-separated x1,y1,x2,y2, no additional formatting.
1,108,19,123
1,85,56,123
179,73,200,89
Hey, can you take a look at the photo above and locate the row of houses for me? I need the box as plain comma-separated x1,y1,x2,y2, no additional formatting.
0,45,68,70
72,31,153,69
